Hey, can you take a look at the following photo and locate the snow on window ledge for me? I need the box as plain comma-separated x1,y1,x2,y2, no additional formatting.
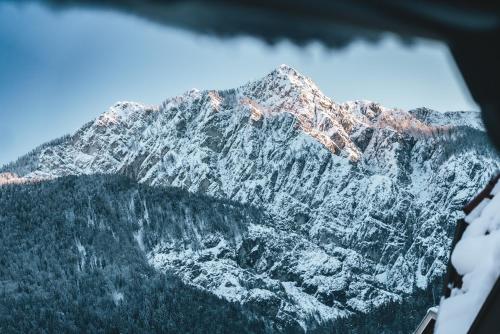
436,179,500,334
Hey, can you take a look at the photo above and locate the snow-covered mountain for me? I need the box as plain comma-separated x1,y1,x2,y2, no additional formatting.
2,64,499,330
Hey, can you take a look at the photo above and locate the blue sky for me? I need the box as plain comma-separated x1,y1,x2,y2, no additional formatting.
0,2,478,166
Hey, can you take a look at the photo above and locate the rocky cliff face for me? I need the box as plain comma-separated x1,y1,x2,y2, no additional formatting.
2,65,499,330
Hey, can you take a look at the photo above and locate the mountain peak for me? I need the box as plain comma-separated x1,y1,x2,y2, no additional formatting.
276,63,299,75
269,64,316,86
97,101,147,126
242,64,322,102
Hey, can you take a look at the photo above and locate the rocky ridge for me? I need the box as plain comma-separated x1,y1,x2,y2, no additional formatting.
2,64,499,329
